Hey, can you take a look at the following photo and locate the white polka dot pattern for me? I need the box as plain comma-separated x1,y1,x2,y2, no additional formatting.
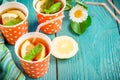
2,26,27,44
40,19,62,34
9,29,12,31
37,11,64,34
20,56,50,78
1,20,28,45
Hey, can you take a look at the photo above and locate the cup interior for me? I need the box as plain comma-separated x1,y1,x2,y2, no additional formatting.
15,32,52,63
33,0,66,16
0,2,28,27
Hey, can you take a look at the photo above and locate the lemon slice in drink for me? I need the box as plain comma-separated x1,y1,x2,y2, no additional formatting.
34,43,46,61
35,0,45,12
21,40,34,58
52,36,79,59
1,13,18,25
7,10,26,20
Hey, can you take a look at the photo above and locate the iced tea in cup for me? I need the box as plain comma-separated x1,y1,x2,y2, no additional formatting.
33,0,66,34
15,32,52,78
0,2,28,45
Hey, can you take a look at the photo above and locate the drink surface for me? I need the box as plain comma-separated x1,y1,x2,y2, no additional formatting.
0,8,26,26
18,38,50,61
35,0,63,14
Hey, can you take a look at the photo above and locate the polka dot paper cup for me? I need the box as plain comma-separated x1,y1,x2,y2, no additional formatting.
0,2,28,45
15,32,52,78
33,0,66,34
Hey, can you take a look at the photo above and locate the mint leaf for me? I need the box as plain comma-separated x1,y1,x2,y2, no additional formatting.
44,9,50,14
65,0,73,10
23,54,35,61
71,16,91,35
65,2,73,11
34,44,42,54
30,49,36,55
44,0,54,12
66,0,72,3
5,18,22,26
44,2,62,14
23,44,42,61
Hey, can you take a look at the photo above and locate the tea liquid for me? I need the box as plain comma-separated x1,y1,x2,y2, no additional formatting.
18,38,50,60
0,8,26,25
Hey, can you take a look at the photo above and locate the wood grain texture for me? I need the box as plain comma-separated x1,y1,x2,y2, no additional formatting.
5,0,120,80
113,0,120,34
56,0,120,80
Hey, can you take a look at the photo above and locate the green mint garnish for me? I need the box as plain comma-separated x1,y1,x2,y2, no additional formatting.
44,0,54,11
4,18,22,26
23,44,42,61
44,2,62,14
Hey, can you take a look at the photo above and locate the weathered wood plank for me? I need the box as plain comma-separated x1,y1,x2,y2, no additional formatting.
56,0,120,80
113,0,120,33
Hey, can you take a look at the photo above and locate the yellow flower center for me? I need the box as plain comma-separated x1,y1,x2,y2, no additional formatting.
74,10,82,18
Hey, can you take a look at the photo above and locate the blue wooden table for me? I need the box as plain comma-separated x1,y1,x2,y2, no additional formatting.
5,0,120,80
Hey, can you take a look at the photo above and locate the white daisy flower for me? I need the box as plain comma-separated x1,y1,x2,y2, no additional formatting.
69,5,88,23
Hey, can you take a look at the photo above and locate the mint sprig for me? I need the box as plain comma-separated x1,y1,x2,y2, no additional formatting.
5,18,22,26
44,2,62,14
23,44,42,61
44,0,54,10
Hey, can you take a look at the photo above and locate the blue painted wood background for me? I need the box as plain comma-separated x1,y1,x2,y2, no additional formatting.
5,0,120,80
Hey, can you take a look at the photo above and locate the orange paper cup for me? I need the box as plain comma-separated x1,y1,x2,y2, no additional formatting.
0,2,28,45
33,0,66,34
15,32,52,78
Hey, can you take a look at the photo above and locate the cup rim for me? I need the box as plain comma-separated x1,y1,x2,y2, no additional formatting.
15,32,52,63
0,2,28,28
33,0,66,16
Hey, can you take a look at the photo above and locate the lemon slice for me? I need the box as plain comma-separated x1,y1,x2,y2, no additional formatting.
52,36,79,59
34,43,46,61
21,40,34,58
35,0,45,12
1,13,18,25
7,10,26,20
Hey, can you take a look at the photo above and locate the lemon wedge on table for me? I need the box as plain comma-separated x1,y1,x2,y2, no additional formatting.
34,43,46,61
21,40,34,58
1,13,18,25
52,36,79,59
7,10,26,20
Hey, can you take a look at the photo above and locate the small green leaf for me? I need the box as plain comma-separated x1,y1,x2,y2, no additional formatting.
44,9,50,14
65,2,73,11
5,18,22,26
34,44,42,54
30,49,35,55
71,22,82,34
66,0,72,3
76,0,88,10
71,16,91,35
23,44,42,61
45,2,62,14
44,0,54,10
65,0,73,10
23,54,34,61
